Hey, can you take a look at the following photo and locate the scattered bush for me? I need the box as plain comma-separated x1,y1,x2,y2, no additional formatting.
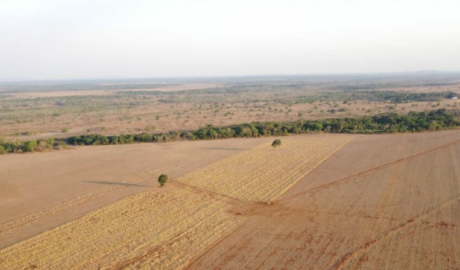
23,140,38,152
158,174,168,187
271,139,282,148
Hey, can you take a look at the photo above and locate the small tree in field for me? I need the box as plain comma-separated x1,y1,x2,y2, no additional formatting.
271,139,281,148
158,174,168,187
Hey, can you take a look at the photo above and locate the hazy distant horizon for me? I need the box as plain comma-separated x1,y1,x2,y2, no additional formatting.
2,70,460,83
1,0,459,80
2,70,460,85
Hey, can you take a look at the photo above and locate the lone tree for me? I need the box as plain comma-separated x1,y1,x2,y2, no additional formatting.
158,174,168,187
271,139,281,148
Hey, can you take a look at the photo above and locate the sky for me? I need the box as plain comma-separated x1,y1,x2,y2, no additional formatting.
0,0,459,80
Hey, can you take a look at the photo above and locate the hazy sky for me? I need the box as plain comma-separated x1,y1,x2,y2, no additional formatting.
1,0,459,80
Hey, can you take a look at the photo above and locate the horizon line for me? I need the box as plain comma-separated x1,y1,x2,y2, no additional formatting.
1,70,460,83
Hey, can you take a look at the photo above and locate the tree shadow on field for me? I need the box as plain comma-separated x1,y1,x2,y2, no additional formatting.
83,181,150,187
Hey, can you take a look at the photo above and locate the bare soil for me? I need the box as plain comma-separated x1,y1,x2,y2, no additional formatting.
1,131,460,269
187,130,460,269
0,137,270,249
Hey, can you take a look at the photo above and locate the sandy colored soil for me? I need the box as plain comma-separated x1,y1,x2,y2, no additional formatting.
122,83,222,92
188,130,460,270
10,90,113,98
177,135,352,202
1,131,460,269
6,84,222,99
0,137,270,249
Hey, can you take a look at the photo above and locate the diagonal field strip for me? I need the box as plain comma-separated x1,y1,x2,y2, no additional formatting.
176,135,353,202
0,171,155,237
0,146,229,241
0,187,247,270
281,137,460,202
330,193,460,270
0,135,352,270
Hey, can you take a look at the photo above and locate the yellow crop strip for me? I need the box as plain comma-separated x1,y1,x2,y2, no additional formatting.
0,135,352,269
0,188,245,270
177,135,353,202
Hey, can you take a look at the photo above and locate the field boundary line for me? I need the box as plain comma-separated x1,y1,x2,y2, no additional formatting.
0,171,156,237
183,220,249,270
281,137,460,202
330,193,460,270
271,136,354,201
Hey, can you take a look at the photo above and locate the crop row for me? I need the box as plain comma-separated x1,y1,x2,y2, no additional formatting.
177,135,353,202
0,187,243,269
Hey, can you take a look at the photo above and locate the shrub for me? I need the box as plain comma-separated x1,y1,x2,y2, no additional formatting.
23,140,38,152
271,139,282,148
54,141,68,150
158,174,168,187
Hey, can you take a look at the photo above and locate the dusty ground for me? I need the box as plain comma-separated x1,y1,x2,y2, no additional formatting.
8,84,222,98
0,137,270,249
1,131,460,269
188,130,460,270
10,90,113,98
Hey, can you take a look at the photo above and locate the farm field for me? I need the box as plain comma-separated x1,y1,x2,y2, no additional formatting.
0,134,350,269
2,1,460,269
0,137,270,249
1,131,460,269
188,130,460,269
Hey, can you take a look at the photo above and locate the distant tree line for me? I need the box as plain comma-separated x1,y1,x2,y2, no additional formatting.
348,91,458,104
282,91,459,105
1,109,459,154
63,109,460,145
331,81,457,91
0,138,67,154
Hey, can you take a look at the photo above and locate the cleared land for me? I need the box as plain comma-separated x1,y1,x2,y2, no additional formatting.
1,131,460,269
0,137,270,249
177,135,352,201
0,135,350,269
9,84,221,98
188,131,460,270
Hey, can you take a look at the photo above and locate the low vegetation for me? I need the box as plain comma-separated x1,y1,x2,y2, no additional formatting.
284,90,458,105
158,174,168,187
64,109,460,146
0,109,458,154
271,139,281,148
0,137,67,154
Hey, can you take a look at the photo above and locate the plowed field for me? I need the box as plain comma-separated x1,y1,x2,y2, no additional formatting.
1,131,460,269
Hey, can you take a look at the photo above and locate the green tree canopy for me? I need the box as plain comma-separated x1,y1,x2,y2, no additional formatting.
272,139,282,148
23,140,38,152
158,174,168,187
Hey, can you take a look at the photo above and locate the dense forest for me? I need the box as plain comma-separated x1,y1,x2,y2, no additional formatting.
1,109,459,154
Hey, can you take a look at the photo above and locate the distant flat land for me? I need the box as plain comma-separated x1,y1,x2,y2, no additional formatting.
1,76,459,141
1,131,460,269
8,83,222,98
